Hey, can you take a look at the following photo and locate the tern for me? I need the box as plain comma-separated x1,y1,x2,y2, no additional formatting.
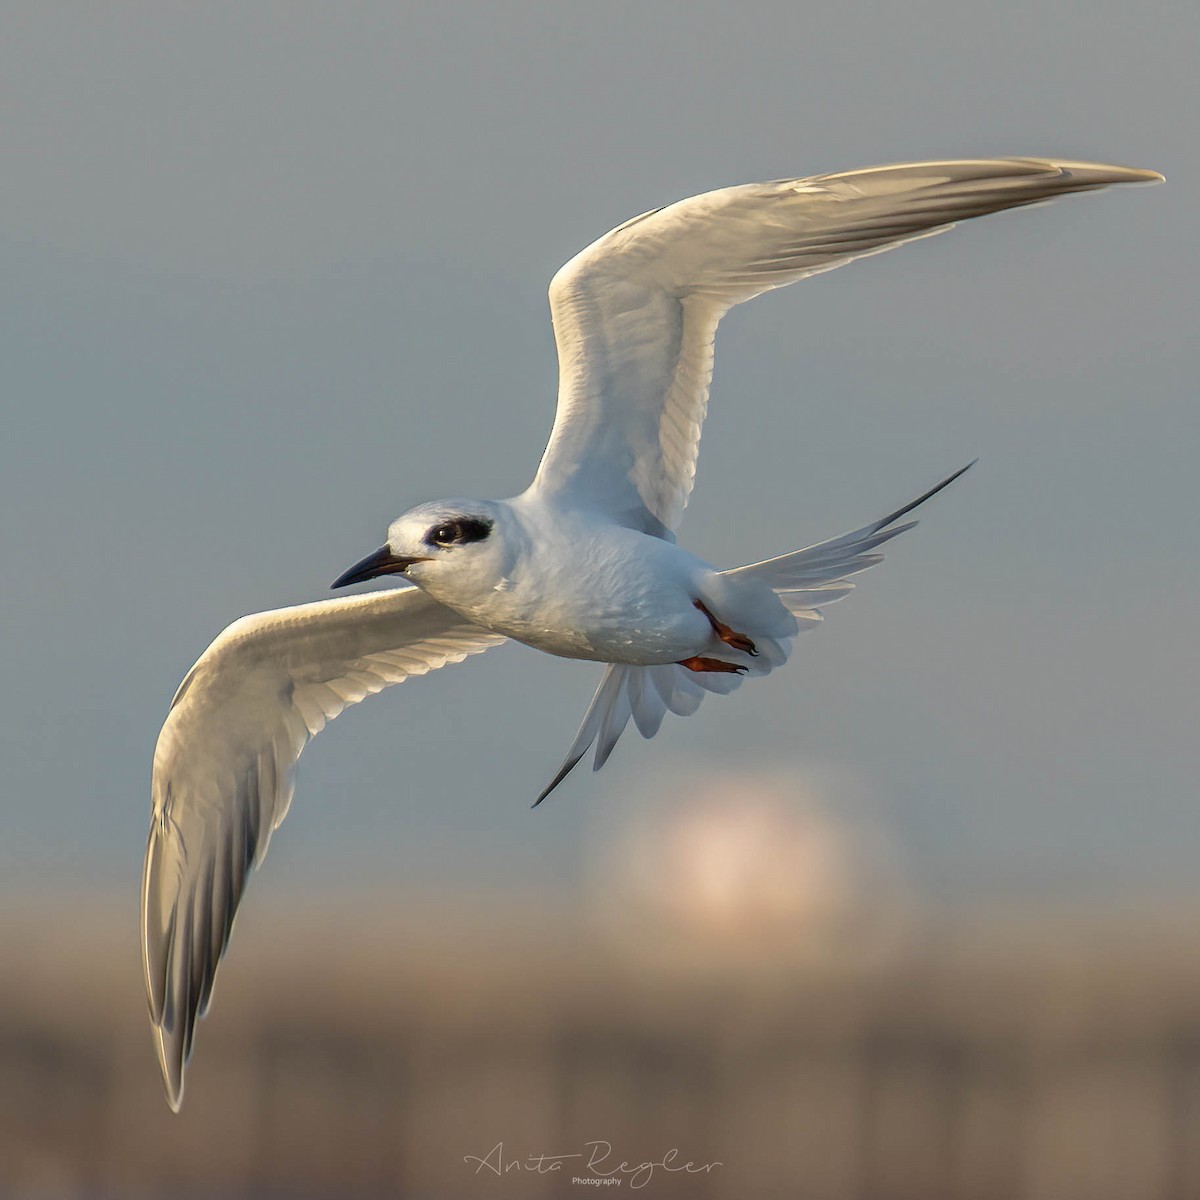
141,157,1161,1109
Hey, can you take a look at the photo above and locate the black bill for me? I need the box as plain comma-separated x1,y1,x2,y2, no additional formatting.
331,546,427,589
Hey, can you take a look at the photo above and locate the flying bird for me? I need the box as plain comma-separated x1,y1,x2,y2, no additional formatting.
141,157,1161,1109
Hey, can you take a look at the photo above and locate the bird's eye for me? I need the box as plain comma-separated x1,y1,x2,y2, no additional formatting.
423,516,493,548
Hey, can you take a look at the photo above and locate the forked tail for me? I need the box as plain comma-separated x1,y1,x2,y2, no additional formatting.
532,462,974,806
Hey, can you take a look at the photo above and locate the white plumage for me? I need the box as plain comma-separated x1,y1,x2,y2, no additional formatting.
142,588,504,1103
141,156,1161,1109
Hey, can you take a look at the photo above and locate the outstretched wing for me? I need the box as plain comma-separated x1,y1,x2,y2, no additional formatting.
141,584,504,1111
532,158,1160,535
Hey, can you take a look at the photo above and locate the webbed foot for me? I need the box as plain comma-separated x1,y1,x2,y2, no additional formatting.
693,600,758,656
677,656,748,675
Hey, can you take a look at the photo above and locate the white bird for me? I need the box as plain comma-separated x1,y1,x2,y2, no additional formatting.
141,157,1161,1109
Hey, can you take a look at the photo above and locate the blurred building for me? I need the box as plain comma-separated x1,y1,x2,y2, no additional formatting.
4,775,1200,1199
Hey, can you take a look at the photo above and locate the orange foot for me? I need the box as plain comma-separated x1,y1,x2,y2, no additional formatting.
678,656,747,674
693,600,758,656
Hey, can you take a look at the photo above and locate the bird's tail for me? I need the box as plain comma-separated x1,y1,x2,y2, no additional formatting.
532,462,974,806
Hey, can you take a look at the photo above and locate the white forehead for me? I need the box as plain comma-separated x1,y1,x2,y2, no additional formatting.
387,498,492,540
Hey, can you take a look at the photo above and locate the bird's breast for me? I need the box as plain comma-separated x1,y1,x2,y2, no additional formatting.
439,534,712,665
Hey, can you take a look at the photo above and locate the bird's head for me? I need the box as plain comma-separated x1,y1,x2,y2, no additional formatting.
331,499,509,597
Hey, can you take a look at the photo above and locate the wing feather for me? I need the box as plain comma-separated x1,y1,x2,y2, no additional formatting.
533,158,1160,533
141,584,504,1110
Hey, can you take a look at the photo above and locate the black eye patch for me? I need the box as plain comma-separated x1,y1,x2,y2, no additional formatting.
424,517,494,548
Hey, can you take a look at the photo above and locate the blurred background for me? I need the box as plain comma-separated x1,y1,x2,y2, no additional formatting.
0,2,1195,1197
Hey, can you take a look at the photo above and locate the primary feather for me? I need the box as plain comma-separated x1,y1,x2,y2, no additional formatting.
141,585,503,1110
533,159,1160,534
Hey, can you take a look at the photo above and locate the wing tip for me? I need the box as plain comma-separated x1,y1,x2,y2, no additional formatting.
153,1024,186,1113
1054,160,1164,186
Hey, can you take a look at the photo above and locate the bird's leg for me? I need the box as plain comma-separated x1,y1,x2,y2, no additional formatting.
693,600,758,656
677,656,747,674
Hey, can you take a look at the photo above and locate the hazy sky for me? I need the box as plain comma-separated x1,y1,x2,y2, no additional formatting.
1,1,1195,915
